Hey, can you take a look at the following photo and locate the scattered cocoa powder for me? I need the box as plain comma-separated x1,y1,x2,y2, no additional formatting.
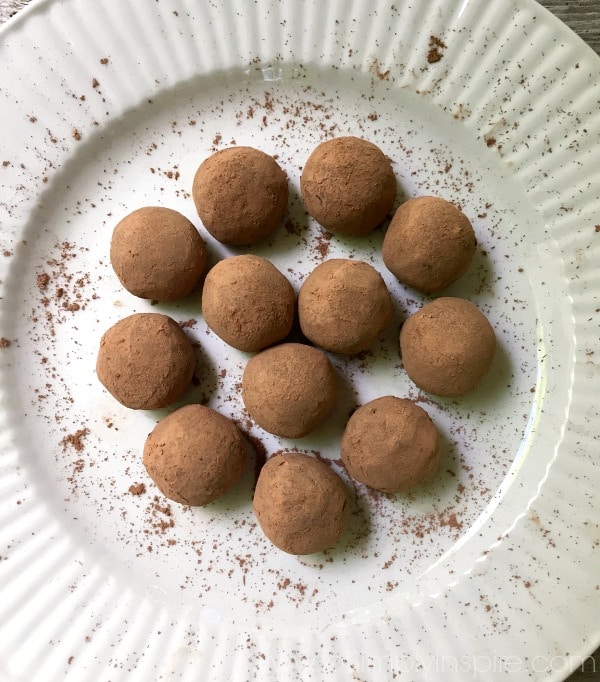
144,496,175,540
60,428,89,452
178,319,197,328
37,272,50,290
313,231,331,259
427,35,446,63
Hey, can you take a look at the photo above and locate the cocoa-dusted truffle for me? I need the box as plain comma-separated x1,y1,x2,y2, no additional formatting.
242,343,336,438
96,313,195,409
298,259,393,354
400,297,496,396
341,396,440,492
300,136,396,235
143,404,246,506
110,207,208,302
382,196,476,293
192,146,288,245
253,453,350,554
202,255,295,352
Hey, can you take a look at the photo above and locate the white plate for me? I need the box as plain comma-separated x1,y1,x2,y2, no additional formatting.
0,0,599,680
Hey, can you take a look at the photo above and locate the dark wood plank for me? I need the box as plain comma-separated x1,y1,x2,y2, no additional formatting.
538,0,600,54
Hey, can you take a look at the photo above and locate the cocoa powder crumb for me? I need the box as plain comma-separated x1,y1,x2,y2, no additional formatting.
440,513,463,530
92,78,100,88
37,273,50,290
129,483,146,496
486,137,496,147
100,57,109,65
0,338,11,348
72,129,82,141
178,319,197,328
314,232,331,259
427,35,446,63
60,428,89,452
72,459,85,474
2,160,9,167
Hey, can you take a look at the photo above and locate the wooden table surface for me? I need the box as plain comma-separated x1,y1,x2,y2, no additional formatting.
0,0,598,680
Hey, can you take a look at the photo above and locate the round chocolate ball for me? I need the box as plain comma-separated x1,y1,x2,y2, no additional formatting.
242,343,336,438
298,259,393,354
202,255,295,352
400,297,496,397
300,136,396,235
192,146,288,245
143,404,246,506
382,196,476,293
341,396,440,492
96,313,195,409
253,453,350,554
110,206,208,302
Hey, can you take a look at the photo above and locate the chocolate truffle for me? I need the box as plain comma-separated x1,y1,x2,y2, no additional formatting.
341,396,440,492
300,136,396,235
192,146,288,245
382,196,476,293
96,313,195,409
110,206,208,302
298,259,393,354
400,297,496,396
202,255,295,352
143,404,246,506
253,453,350,554
242,343,336,438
